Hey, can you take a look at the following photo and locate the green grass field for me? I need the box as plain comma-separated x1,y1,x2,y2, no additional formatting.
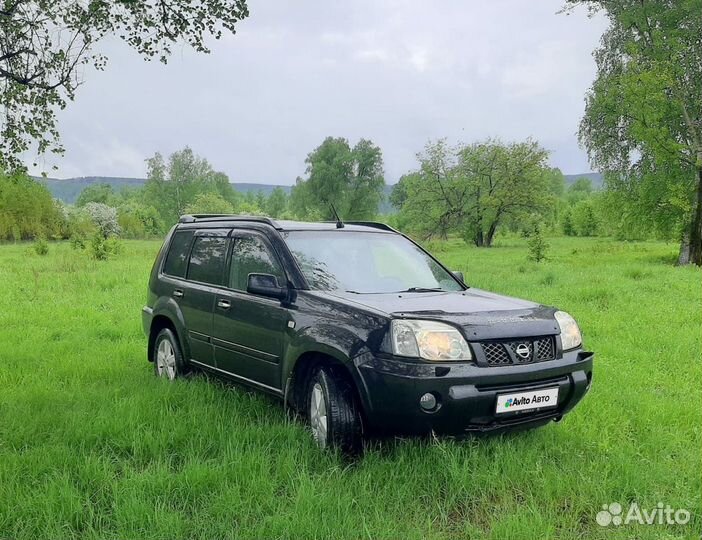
0,236,699,539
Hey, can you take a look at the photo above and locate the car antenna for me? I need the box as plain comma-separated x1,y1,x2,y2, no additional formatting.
330,203,344,229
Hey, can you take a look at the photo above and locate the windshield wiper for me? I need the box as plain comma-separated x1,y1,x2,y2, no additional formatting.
398,287,444,293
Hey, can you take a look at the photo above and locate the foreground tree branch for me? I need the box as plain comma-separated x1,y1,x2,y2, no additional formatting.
0,0,249,172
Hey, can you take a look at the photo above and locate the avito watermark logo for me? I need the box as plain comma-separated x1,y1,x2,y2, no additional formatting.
596,502,690,527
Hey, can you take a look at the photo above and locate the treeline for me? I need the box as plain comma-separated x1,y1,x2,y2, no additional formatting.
0,138,387,242
388,138,689,246
0,136,691,248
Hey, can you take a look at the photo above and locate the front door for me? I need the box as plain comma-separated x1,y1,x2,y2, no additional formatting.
212,231,290,391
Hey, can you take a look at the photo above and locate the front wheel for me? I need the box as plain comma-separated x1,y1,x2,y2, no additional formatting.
153,328,186,380
308,365,363,454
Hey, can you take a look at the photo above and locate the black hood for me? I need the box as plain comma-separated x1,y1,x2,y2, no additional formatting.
327,288,560,340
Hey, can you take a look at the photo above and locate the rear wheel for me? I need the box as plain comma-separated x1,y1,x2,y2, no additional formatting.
307,365,362,454
153,328,185,380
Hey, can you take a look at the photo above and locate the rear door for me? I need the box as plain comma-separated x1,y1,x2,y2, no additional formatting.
162,229,228,367
212,230,291,391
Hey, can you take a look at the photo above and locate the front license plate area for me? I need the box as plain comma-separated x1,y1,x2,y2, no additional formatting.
495,387,559,415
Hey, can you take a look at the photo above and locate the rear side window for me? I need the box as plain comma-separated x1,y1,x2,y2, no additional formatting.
163,230,194,278
187,236,228,285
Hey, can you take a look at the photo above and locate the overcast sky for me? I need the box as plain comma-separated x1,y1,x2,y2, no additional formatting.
29,0,608,185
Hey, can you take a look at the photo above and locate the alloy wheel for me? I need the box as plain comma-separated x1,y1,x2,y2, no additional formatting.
309,382,328,448
156,339,176,380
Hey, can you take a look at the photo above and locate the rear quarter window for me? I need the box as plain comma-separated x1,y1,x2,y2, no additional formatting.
163,230,194,278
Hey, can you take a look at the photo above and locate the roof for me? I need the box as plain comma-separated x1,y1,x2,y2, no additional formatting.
178,214,396,233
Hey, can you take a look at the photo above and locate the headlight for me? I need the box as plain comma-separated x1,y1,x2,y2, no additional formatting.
391,320,473,361
555,311,582,350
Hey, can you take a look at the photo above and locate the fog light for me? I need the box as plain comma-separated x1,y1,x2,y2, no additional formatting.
419,392,437,411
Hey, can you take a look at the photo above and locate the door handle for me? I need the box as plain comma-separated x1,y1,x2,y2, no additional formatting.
172,289,184,298
217,299,231,309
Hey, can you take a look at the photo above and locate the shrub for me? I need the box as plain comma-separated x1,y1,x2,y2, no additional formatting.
83,203,121,238
571,200,599,236
185,192,234,215
34,237,49,256
118,203,163,238
0,171,67,240
104,237,123,255
562,209,575,236
70,234,86,250
89,233,109,260
527,224,549,263
89,232,123,260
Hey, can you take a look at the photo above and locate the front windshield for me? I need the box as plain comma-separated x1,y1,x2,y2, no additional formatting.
283,231,463,294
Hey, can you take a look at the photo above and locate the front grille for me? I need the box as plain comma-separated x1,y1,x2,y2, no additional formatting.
480,336,556,366
482,341,511,365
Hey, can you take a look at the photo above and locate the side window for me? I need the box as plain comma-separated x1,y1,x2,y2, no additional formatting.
229,235,286,291
163,230,194,278
187,236,228,285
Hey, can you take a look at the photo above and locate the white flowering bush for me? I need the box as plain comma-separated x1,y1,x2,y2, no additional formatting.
83,202,121,238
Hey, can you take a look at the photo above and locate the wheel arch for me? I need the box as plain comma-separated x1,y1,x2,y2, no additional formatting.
285,350,369,424
147,314,189,363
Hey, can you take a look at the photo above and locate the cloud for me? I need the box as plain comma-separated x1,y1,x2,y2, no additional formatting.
26,0,608,183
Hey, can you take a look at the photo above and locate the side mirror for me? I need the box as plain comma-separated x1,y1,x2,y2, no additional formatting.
247,273,288,301
452,271,464,283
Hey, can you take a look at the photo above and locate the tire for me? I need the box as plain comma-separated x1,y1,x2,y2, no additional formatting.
153,328,186,381
307,365,363,454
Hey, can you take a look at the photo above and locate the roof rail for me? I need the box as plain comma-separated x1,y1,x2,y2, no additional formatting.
178,214,279,227
344,221,398,232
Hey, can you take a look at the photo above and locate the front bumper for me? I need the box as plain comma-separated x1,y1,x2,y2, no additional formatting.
355,350,593,435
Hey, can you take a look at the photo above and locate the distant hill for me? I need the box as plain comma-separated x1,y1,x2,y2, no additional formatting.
38,176,147,203
38,176,397,209
39,173,602,209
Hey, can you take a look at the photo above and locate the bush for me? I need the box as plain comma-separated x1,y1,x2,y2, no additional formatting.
89,233,109,260
70,234,86,250
527,225,549,263
571,200,599,236
562,208,575,236
89,232,123,260
185,192,234,215
83,203,121,238
0,172,67,240
118,203,163,238
33,237,49,256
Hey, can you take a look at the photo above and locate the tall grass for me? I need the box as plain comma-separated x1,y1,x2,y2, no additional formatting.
0,237,699,539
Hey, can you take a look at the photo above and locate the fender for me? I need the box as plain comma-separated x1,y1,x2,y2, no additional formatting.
150,296,191,361
282,321,379,414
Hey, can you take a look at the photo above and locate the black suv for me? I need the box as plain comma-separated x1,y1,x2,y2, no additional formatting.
143,215,593,452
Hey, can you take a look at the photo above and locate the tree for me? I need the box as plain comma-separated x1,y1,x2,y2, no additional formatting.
265,187,288,217
76,183,115,207
185,192,234,215
571,199,599,236
143,147,238,224
0,0,249,172
566,0,702,265
117,202,163,238
398,139,552,246
562,208,575,236
291,137,385,220
389,173,416,210
0,170,66,240
83,202,120,238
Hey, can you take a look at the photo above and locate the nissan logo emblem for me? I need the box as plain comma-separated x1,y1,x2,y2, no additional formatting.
515,343,531,359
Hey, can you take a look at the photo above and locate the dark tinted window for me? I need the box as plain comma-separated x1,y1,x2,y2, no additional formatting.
229,235,286,291
163,231,194,278
187,236,228,285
